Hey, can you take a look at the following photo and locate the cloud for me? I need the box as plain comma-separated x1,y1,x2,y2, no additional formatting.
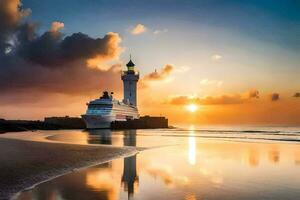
168,96,190,105
153,28,168,35
293,92,300,97
130,24,147,35
270,93,280,101
143,64,173,81
0,0,123,103
168,89,260,106
0,0,30,51
248,89,259,98
211,54,222,61
174,65,190,73
0,0,31,31
200,79,223,87
16,26,122,68
50,21,64,32
138,64,174,89
169,95,244,105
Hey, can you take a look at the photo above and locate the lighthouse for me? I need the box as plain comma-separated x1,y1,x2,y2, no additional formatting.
121,56,139,107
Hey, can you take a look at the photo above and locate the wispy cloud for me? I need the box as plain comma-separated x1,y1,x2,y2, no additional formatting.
200,79,223,87
174,65,190,73
131,23,147,35
153,28,168,35
167,90,260,106
211,54,222,61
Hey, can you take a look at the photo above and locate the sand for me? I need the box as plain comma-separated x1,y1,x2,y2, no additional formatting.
0,135,138,200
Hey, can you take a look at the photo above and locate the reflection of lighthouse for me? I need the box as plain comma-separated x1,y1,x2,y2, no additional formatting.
122,130,138,198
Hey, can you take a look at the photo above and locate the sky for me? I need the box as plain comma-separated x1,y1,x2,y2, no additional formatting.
0,0,300,125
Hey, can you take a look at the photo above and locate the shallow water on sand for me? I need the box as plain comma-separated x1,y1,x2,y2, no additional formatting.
17,127,300,200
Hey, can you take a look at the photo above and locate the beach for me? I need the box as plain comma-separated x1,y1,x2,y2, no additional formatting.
16,128,300,200
0,133,138,200
1,128,300,200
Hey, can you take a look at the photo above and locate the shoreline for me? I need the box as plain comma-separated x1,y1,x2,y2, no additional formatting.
0,136,138,200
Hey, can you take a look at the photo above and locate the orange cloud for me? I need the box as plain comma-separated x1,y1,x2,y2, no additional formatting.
86,32,122,71
168,89,260,106
248,89,259,98
139,64,174,89
50,21,64,32
143,64,173,81
0,0,30,31
131,24,147,35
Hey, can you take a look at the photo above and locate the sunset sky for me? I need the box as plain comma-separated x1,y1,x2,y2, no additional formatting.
1,0,300,125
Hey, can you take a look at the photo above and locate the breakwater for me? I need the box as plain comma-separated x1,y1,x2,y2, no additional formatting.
1,115,168,133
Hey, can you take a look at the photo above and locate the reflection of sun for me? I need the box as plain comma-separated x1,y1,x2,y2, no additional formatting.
186,104,198,112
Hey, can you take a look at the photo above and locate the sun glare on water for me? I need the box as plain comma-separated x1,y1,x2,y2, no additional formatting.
186,104,198,113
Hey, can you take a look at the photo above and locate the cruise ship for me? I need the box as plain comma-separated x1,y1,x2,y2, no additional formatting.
81,58,140,129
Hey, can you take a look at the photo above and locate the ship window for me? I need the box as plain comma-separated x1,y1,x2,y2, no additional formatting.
88,104,112,109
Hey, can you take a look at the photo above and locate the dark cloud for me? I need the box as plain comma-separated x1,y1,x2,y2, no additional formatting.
270,93,280,101
0,0,30,52
293,92,300,98
0,0,123,104
17,29,121,67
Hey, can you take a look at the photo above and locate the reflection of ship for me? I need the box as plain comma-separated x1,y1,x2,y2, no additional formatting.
87,129,113,145
82,58,140,129
122,130,139,198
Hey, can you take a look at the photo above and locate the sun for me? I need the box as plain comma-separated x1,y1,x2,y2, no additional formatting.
186,104,198,113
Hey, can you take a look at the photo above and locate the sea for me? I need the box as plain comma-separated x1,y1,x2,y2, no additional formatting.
17,126,300,200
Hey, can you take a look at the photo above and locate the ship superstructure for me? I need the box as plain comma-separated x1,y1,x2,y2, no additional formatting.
82,58,140,129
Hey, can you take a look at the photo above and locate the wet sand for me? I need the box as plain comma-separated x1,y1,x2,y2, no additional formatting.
0,136,137,199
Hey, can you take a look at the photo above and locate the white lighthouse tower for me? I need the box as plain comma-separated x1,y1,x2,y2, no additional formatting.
121,56,139,107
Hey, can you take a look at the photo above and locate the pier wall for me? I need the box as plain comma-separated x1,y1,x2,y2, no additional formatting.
111,116,168,129
1,115,169,133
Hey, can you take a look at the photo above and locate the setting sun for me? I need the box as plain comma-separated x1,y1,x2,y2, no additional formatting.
186,104,198,113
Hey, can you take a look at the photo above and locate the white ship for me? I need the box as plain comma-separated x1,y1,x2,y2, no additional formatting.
82,58,140,129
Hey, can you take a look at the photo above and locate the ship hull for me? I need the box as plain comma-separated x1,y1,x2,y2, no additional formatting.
81,114,116,129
